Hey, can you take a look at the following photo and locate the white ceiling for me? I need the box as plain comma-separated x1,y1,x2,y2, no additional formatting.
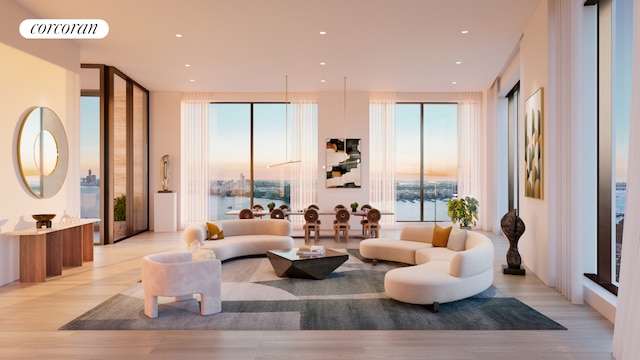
15,0,540,93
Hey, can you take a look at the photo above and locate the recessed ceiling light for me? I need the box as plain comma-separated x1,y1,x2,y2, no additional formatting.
320,79,326,83
189,79,195,82
319,31,327,35
452,81,457,85
185,64,191,67
455,61,462,65
320,62,326,66
176,34,183,38
461,30,469,34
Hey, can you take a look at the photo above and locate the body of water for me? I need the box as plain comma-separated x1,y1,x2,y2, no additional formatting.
210,195,449,222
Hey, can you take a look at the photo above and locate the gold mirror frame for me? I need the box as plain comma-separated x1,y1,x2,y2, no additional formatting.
18,107,69,198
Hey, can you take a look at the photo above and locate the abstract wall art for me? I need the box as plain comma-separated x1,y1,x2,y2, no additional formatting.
524,87,543,199
326,138,361,188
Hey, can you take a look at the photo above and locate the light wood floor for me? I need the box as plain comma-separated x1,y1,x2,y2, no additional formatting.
0,228,614,359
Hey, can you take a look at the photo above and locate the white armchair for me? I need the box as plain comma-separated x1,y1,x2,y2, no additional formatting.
141,251,221,318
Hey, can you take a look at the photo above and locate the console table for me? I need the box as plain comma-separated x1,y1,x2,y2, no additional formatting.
7,219,99,282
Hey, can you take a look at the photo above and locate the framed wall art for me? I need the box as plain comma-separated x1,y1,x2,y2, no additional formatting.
326,138,361,188
524,87,543,199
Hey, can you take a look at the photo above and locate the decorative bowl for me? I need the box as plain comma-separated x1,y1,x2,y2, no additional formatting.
32,214,56,222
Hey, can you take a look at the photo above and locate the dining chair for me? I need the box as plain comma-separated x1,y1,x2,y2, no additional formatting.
306,204,321,224
303,208,321,243
333,208,350,242
270,208,286,220
359,204,372,235
238,208,254,219
278,204,291,220
363,208,381,238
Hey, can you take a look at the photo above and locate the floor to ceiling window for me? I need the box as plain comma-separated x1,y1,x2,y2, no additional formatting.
588,0,631,293
208,103,307,220
80,95,101,243
610,0,631,285
395,103,458,222
80,64,149,244
506,83,520,213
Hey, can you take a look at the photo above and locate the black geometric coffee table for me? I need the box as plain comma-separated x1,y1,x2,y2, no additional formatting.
266,248,349,280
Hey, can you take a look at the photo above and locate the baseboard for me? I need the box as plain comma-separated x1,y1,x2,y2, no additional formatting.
583,276,617,324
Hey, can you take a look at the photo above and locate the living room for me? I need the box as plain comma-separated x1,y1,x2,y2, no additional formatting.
0,0,638,358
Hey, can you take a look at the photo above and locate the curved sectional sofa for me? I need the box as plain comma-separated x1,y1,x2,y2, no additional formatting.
183,219,294,261
359,225,494,311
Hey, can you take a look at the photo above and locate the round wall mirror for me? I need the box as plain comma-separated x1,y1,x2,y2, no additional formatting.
18,107,69,198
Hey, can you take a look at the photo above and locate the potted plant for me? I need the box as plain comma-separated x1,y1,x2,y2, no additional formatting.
446,196,479,229
350,202,358,212
267,202,276,212
114,194,126,237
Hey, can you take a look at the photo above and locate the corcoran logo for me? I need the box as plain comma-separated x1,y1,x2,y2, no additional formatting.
19,19,109,39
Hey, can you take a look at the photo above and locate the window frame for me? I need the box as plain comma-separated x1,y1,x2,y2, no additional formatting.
584,0,631,295
208,101,300,220
394,102,458,222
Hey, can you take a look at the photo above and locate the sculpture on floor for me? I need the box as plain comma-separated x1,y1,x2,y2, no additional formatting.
160,154,171,192
501,209,526,275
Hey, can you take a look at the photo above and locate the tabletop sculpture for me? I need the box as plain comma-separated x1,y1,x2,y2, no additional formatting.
160,154,171,192
501,209,526,275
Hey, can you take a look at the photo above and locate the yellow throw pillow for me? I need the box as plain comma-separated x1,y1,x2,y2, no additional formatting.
206,222,225,240
432,224,452,247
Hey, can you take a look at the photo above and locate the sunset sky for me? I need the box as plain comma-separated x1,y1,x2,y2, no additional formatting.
80,99,627,184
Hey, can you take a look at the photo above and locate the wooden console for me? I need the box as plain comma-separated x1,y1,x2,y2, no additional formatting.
8,219,99,282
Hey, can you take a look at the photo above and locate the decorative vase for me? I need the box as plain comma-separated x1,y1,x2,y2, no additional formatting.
501,209,526,275
114,221,127,238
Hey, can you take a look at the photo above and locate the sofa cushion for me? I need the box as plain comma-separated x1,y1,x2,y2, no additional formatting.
399,226,434,244
415,247,457,264
447,228,467,251
432,224,452,247
360,238,432,265
201,235,294,261
220,219,291,237
449,233,494,277
206,222,225,240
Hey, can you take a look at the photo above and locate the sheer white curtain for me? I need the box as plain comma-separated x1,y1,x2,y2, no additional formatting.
485,82,500,232
547,0,584,304
288,92,318,227
180,92,211,227
612,0,640,357
457,92,485,228
369,93,396,227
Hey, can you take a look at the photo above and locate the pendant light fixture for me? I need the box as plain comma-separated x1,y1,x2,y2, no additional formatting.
341,76,360,166
268,75,302,168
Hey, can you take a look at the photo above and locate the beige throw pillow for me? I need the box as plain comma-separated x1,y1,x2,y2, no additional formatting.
447,228,468,251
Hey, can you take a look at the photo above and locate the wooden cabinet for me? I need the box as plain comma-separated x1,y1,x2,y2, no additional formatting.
8,219,98,282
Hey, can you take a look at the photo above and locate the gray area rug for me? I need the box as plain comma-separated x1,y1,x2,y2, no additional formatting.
60,249,566,331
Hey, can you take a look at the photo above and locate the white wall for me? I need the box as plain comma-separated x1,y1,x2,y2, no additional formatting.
518,0,551,285
316,91,369,228
149,92,182,230
0,1,81,285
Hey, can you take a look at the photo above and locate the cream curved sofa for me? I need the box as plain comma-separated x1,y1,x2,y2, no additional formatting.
183,219,294,261
359,226,494,311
